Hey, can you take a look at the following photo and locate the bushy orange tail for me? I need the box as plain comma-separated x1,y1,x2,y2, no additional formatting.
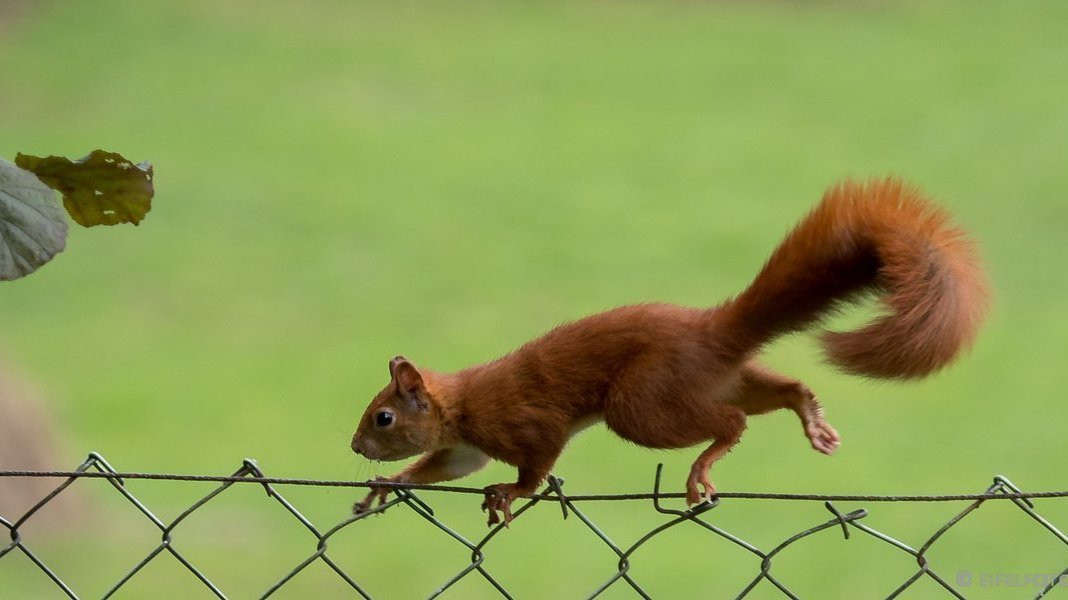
718,178,989,379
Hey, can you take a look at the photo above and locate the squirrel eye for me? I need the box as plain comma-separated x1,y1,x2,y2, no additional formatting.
374,410,395,428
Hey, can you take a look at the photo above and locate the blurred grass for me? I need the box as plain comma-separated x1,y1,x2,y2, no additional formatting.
1,0,1067,597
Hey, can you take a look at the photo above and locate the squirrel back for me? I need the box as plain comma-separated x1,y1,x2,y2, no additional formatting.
717,178,989,379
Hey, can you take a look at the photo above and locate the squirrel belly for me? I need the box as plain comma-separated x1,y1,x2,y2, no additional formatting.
351,177,989,525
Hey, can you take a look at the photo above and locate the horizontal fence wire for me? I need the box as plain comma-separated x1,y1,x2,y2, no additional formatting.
2,452,1067,599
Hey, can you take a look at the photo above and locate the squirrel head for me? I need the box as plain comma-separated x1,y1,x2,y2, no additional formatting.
351,356,444,461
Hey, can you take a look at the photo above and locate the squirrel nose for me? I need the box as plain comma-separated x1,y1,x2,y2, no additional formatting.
351,436,363,455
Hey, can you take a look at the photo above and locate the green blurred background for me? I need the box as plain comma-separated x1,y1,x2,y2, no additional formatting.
2,0,1067,597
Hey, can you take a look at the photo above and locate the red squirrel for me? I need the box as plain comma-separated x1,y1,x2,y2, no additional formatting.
350,178,989,525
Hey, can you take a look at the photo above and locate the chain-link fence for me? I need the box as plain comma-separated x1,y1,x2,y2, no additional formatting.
2,452,1067,599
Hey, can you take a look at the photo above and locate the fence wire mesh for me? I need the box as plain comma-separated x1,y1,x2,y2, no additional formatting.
2,452,1067,599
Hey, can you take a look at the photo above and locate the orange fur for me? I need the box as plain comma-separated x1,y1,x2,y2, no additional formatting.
351,178,989,524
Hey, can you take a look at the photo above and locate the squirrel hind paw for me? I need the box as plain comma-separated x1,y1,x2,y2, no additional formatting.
806,420,841,455
685,473,717,506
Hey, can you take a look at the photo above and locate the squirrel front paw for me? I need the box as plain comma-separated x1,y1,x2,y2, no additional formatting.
481,483,521,527
352,476,393,515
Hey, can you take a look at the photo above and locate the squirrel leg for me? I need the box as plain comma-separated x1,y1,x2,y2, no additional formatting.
734,363,840,455
354,446,490,515
601,362,748,503
605,393,747,504
686,423,745,505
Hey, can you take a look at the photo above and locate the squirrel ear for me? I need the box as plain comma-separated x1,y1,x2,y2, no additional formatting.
388,355,407,377
393,359,425,398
